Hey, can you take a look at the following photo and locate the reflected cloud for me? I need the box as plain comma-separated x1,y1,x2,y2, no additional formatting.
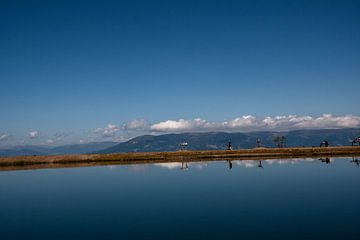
107,164,150,172
232,158,320,168
108,165,118,171
266,158,316,165
195,162,208,169
155,162,183,169
110,157,355,173
233,160,256,168
128,164,149,172
154,162,208,170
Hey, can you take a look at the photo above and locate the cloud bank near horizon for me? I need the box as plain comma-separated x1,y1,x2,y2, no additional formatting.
0,134,11,141
1,114,360,147
94,114,360,141
148,114,360,132
29,131,40,139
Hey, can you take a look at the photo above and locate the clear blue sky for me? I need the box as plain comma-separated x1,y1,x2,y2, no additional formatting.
1,0,359,145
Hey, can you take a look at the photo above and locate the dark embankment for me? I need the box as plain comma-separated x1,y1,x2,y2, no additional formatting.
1,146,360,171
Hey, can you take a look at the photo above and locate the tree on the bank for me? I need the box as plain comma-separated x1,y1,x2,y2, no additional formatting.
274,136,286,148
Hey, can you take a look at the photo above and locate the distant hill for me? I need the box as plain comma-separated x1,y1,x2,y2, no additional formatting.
1,129,359,157
47,142,117,155
0,142,117,157
0,148,47,157
96,128,360,154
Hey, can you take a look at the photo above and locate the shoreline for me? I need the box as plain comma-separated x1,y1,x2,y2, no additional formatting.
1,146,360,171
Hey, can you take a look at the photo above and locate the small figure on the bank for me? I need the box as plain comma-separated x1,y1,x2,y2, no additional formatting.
227,140,232,150
256,138,262,148
320,141,329,147
258,160,263,168
274,136,286,148
351,136,360,146
179,142,188,151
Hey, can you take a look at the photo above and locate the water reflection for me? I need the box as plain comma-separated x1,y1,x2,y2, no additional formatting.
152,157,360,171
2,156,360,240
319,157,331,164
227,160,232,169
154,162,183,169
181,162,189,170
350,156,360,166
154,162,209,170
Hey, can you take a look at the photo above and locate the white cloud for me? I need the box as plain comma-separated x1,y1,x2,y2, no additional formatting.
123,119,149,131
150,118,214,132
113,135,128,142
258,114,360,130
5,114,358,146
222,115,257,129
149,114,360,132
0,134,11,141
149,116,261,132
29,131,40,139
292,114,360,129
95,124,120,137
53,132,72,141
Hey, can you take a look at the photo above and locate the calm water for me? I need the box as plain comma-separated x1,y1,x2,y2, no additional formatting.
1,157,360,240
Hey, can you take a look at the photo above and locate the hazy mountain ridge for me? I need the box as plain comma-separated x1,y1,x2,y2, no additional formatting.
0,142,117,157
1,129,359,157
97,128,360,154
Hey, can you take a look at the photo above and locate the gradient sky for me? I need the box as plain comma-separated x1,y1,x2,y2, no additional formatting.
1,0,360,146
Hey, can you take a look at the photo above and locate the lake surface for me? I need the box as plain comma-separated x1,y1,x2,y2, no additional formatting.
1,157,360,239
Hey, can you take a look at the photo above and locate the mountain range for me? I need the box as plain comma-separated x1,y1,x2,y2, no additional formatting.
1,128,359,157
0,142,117,157
96,128,360,154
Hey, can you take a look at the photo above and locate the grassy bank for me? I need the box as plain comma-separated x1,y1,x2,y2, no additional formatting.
1,146,360,171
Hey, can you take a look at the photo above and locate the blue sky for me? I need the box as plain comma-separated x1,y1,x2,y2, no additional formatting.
1,0,360,146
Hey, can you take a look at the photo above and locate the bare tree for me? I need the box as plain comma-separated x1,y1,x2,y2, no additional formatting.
274,136,286,148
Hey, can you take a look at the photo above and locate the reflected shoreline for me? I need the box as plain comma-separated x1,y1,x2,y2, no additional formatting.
158,156,360,171
0,147,360,171
0,151,360,171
